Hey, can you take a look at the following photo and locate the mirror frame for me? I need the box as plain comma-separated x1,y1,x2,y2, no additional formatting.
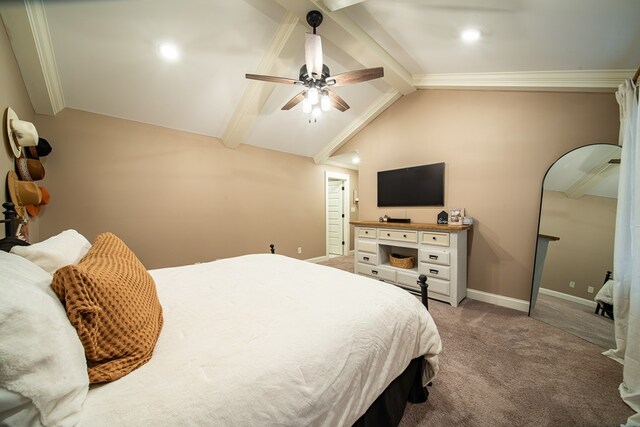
528,142,620,316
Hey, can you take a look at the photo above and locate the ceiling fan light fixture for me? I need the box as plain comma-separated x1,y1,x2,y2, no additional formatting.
312,105,322,118
302,96,312,113
307,87,319,105
320,92,331,112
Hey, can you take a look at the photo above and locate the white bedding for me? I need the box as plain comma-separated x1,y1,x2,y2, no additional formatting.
77,254,441,426
595,279,615,306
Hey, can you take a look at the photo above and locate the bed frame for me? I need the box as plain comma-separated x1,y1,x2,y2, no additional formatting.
0,202,28,253
0,202,431,427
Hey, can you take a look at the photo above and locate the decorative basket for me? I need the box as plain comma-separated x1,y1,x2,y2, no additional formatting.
389,253,414,269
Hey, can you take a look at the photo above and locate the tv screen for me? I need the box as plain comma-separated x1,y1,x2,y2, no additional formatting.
377,162,445,207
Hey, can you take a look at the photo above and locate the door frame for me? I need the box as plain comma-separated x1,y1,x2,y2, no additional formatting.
325,171,350,256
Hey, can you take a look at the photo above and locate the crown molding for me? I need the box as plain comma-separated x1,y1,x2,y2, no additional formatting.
413,70,634,92
0,0,65,115
314,90,400,164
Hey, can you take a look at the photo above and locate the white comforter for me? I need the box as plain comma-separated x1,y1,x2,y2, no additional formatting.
77,254,441,426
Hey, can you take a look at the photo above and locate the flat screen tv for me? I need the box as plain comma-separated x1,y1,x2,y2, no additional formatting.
377,162,445,207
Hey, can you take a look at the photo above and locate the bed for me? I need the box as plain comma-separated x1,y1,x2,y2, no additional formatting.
0,202,442,427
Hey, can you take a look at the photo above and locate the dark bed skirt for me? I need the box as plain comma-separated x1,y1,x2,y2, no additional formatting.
352,357,428,427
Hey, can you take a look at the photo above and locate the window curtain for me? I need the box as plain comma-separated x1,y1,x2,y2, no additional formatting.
603,79,640,425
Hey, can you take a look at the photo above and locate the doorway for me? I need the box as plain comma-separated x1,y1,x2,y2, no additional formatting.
325,172,350,257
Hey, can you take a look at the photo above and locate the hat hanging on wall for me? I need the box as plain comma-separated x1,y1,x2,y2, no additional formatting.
24,137,52,160
25,186,50,217
7,171,42,218
5,108,39,158
15,156,45,181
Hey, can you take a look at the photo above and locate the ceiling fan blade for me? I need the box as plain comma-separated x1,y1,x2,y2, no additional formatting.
327,90,350,112
327,67,384,87
245,74,301,85
305,33,323,79
282,91,306,110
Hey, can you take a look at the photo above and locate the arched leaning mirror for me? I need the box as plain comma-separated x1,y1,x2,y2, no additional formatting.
529,143,621,349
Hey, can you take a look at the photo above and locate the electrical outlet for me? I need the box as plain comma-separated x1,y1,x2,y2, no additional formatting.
569,281,575,288
587,286,594,294
298,247,302,254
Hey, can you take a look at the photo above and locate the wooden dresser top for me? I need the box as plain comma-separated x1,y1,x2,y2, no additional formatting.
350,220,471,231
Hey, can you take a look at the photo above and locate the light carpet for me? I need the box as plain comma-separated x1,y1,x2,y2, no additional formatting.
318,255,632,426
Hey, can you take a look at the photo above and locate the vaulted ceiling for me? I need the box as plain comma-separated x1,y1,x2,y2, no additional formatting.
1,0,639,167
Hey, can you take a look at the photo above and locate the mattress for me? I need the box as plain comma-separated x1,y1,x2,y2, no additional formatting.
77,254,441,426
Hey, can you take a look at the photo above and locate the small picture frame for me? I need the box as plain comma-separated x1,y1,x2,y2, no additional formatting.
449,208,464,225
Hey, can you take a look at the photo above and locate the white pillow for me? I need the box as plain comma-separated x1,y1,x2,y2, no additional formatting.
10,229,91,274
0,251,88,427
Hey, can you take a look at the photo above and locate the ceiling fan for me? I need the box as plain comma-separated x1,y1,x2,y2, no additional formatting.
245,10,384,118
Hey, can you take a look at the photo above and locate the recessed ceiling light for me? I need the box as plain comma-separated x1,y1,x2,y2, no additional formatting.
158,42,180,61
461,28,482,43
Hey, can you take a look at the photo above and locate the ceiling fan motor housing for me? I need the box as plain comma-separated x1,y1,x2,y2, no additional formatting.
299,64,331,85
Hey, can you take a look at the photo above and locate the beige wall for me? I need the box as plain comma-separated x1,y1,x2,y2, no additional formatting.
33,108,358,269
0,17,38,240
539,190,616,299
337,89,619,301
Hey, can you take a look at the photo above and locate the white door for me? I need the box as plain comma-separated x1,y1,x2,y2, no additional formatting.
327,180,344,256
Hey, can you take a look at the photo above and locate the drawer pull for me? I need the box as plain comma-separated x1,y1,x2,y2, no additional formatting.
403,234,407,237
363,256,370,261
432,236,436,240
372,270,378,275
365,231,369,234
429,269,439,274
387,233,391,236
429,255,438,260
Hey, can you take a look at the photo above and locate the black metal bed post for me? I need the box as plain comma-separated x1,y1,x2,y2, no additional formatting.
2,202,18,237
418,274,429,310
0,202,29,252
269,244,275,254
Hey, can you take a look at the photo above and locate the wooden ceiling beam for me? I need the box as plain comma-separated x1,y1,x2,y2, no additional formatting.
221,12,300,149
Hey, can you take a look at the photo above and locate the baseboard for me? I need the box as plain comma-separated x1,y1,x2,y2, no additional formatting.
539,287,597,308
306,255,329,263
466,288,530,313
348,249,355,255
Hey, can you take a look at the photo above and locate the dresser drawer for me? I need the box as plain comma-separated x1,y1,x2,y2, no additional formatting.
419,248,450,266
378,229,418,243
419,263,451,281
397,270,419,291
422,276,450,296
358,228,377,239
421,231,450,247
358,240,377,254
358,264,396,282
357,252,378,265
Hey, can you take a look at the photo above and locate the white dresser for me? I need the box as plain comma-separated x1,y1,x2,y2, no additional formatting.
351,221,470,307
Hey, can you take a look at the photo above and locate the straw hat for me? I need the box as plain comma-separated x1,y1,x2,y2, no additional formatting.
25,186,50,217
5,108,39,158
7,171,42,218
